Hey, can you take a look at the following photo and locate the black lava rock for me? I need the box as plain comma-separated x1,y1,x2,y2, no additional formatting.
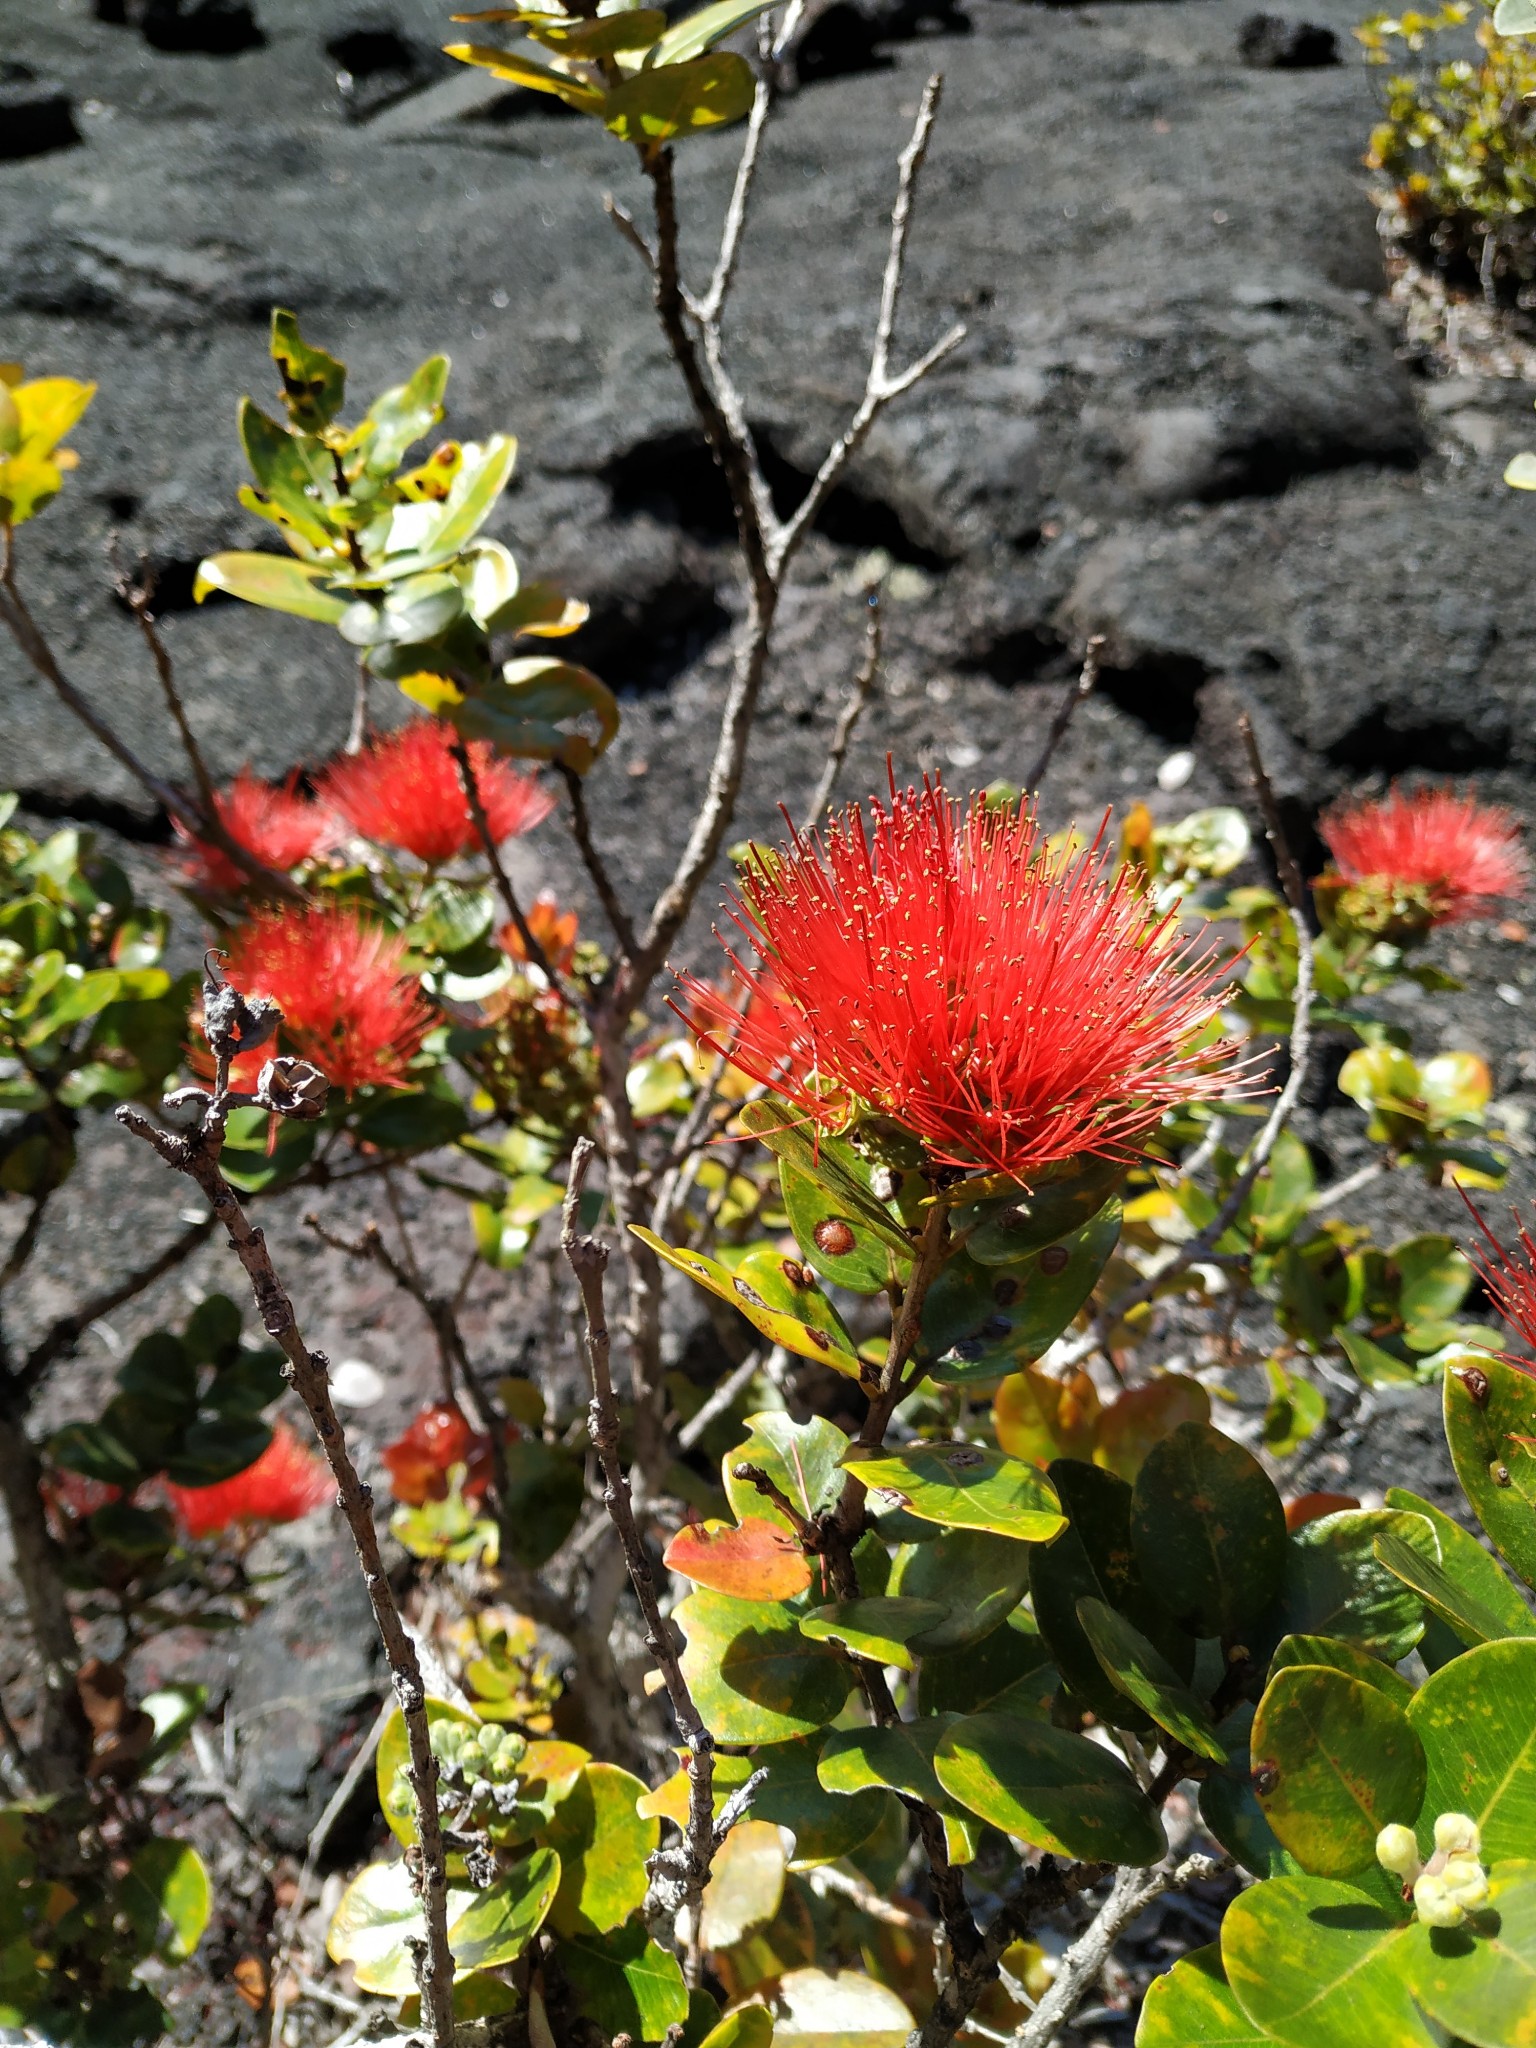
1238,12,1340,67
0,64,80,160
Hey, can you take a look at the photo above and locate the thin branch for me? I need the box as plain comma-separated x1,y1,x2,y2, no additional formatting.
798,589,883,835
560,1138,719,1981
0,1194,50,1292
693,75,775,326
450,738,573,1002
604,192,659,275
1007,1853,1233,2048
810,1862,933,1930
113,553,221,819
1022,635,1102,796
1307,1156,1388,1215
558,761,640,960
676,1347,766,1454
116,1098,457,2047
346,657,371,756
772,76,966,576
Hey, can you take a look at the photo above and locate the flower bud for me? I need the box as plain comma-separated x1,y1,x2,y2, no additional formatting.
1433,1811,1481,1858
256,1055,329,1120
1439,1858,1490,1912
1413,1872,1467,1929
1375,1824,1421,1879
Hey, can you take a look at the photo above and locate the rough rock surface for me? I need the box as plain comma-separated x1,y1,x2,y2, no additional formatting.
5,0,1536,1908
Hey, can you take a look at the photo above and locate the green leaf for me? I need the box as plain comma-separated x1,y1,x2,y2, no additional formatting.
1250,1665,1426,1878
194,551,349,623
889,1526,1033,1654
1263,1357,1328,1457
89,1501,173,1558
781,1147,906,1296
182,1293,241,1367
236,398,336,547
1373,1529,1535,1649
1384,1484,1536,1639
558,1925,689,2042
270,309,346,431
958,1154,1128,1264
798,1597,949,1671
446,1846,560,1970
416,433,520,563
121,1839,212,1962
1129,1422,1288,1639
739,1101,914,1256
840,1442,1065,1543
327,1859,478,1997
639,1225,867,1379
1075,1598,1226,1761
545,1764,655,1935
499,1438,585,1569
603,50,755,140
1401,1858,1536,2048
921,1204,1121,1387
1220,1878,1431,2048
1337,1328,1418,1388
723,1412,849,1536
651,0,768,63
1136,1945,1270,2047
140,1685,206,1767
676,1587,851,1743
354,354,449,474
1267,1634,1414,1707
1444,1355,1536,1591
1276,1509,1438,1661
818,1715,980,1863
445,42,606,109
164,1412,271,1488
698,2008,775,2048
1495,0,1536,35
1408,1636,1536,1863
1199,1703,1303,1881
48,1418,144,1488
1032,1459,1194,1730
916,1611,1053,1716
448,655,619,774
1092,1372,1213,1483
934,1711,1165,1864
749,1732,893,1869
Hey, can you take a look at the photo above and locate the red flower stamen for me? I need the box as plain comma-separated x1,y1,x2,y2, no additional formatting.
676,779,1244,1183
1319,785,1527,925
221,904,432,1094
1461,1191,1536,1378
165,1423,332,1538
319,721,554,866
175,769,336,894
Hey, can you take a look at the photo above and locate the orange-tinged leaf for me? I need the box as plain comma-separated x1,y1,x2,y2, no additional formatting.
1284,1489,1361,1532
664,1515,811,1600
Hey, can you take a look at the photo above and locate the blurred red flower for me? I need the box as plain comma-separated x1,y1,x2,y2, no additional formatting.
381,1402,494,1506
40,1470,123,1533
498,893,580,977
223,904,432,1093
165,1423,332,1538
1319,785,1527,925
175,769,336,893
677,779,1242,1183
320,721,554,866
1463,1196,1536,1378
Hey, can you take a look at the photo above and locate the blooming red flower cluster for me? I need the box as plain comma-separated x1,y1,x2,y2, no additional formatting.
164,1423,333,1538
381,1402,495,1506
1463,1197,1536,1378
319,721,554,866
678,780,1241,1183
223,904,432,1093
176,769,336,894
1318,785,1528,925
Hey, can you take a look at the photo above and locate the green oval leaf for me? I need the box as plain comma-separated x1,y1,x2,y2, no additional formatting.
327,1859,479,1997
1384,1484,1536,1640
798,1597,948,1671
1408,1636,1536,1863
1130,1422,1287,1640
1221,1876,1430,2048
749,1732,893,1869
1268,1633,1414,1707
603,50,755,141
194,551,349,623
558,1924,689,2042
545,1764,655,1936
1373,1528,1535,1649
1401,1858,1536,2048
889,1526,1033,1654
651,0,768,64
921,1203,1121,1388
781,1150,905,1295
960,1155,1128,1264
723,1412,849,1538
676,1587,851,1744
1277,1509,1439,1662
1444,1356,1536,1591
633,1226,867,1380
1075,1597,1227,1762
447,1847,560,1971
817,1715,979,1865
122,1839,211,1962
1251,1666,1427,1878
933,1711,1166,1864
841,1442,1065,1543
1136,1944,1269,2047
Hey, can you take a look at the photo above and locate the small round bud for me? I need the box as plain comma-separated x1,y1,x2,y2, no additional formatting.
1413,1872,1466,1929
1439,1859,1490,1912
1433,1811,1481,1859
1376,1824,1421,1879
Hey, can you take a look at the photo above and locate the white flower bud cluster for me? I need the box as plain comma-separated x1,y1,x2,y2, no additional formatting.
1375,1813,1490,1926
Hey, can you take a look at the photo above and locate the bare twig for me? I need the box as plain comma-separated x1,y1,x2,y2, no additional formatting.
1307,1156,1388,1215
0,1194,50,1291
560,1139,719,1980
449,737,568,996
116,1097,457,2046
676,1347,767,1454
558,761,640,960
346,657,371,756
0,1402,85,1791
1007,1853,1233,2048
1022,635,1102,796
113,554,221,819
810,1862,933,1930
799,589,883,835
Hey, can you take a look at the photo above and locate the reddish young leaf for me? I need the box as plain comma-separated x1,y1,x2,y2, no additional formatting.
663,1515,812,1601
1284,1490,1361,1533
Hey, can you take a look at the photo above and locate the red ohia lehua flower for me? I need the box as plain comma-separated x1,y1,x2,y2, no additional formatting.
164,1423,333,1539
677,779,1243,1183
222,903,432,1093
318,720,554,866
1461,1195,1536,1379
381,1402,494,1507
175,768,337,893
1318,784,1528,925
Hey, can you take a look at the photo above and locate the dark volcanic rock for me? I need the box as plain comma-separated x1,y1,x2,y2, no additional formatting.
0,65,81,160
1238,12,1341,68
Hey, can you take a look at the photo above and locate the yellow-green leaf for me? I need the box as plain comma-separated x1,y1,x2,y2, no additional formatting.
603,50,754,141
